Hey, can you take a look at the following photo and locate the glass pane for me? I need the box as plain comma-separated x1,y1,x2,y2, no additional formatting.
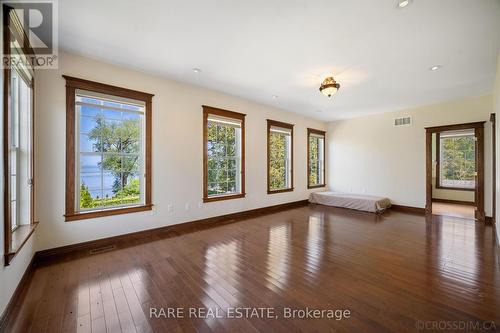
121,172,141,205
11,201,17,230
80,115,100,134
80,133,99,153
80,189,102,209
79,96,102,105
440,135,475,188
103,100,122,109
10,175,16,201
80,104,102,117
80,173,101,190
77,93,144,211
206,120,241,197
103,108,122,120
269,131,288,190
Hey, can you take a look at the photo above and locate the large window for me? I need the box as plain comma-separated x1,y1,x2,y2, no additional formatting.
3,5,36,265
436,130,476,190
203,106,245,202
267,120,294,194
308,128,325,188
64,76,153,221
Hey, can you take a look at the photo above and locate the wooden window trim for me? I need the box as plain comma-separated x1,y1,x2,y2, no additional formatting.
307,128,326,189
202,105,246,203
3,5,37,266
63,76,154,221
267,119,294,194
435,130,476,192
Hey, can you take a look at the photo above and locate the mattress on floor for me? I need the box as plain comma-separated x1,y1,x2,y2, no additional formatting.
309,191,391,213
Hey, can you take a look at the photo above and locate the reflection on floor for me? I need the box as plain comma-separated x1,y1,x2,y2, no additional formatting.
432,202,475,219
4,205,500,332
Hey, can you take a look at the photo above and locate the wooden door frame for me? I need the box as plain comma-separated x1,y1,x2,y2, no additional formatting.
425,121,486,221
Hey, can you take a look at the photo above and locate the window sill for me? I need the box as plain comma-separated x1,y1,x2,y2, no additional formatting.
5,222,39,266
203,193,245,203
65,204,153,222
308,184,326,189
267,187,294,194
435,185,475,192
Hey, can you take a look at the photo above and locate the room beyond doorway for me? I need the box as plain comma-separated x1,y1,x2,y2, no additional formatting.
425,121,486,221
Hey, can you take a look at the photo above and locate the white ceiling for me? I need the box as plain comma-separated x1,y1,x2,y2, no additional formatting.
59,0,500,121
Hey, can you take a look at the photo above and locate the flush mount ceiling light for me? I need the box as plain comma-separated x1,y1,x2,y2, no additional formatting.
192,68,202,73
272,95,278,99
319,76,340,98
429,65,442,71
397,0,412,8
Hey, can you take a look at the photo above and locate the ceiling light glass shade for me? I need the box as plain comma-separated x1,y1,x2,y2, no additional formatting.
319,77,340,97
397,0,412,8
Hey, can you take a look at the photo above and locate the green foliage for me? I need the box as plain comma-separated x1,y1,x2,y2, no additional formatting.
441,136,475,184
309,137,319,185
88,115,140,193
269,132,288,190
207,122,238,195
80,183,95,208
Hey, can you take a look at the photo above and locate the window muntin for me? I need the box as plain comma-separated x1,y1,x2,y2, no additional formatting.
268,121,293,193
438,130,476,189
75,90,145,212
308,130,325,188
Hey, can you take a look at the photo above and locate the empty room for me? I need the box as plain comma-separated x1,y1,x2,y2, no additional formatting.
1,0,500,332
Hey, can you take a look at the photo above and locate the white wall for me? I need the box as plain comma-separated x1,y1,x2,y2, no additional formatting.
0,65,37,318
327,95,493,214
34,51,326,251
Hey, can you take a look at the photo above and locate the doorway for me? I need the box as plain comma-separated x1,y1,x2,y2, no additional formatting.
425,122,485,221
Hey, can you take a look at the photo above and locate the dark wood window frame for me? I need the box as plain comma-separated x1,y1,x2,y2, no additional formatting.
435,131,475,191
63,76,154,222
307,128,326,189
3,5,38,266
267,119,294,194
425,121,485,220
202,105,246,203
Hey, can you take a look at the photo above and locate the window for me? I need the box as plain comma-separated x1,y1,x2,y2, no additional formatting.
64,76,153,221
267,120,294,194
307,128,326,188
3,5,37,265
436,130,476,190
203,106,245,202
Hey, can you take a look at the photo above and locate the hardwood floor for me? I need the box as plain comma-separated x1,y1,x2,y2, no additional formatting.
432,202,476,219
3,205,500,333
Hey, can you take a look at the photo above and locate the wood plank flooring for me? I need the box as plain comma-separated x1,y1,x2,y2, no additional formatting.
3,205,500,333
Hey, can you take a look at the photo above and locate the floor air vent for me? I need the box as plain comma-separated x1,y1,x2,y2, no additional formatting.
394,116,411,126
89,244,116,255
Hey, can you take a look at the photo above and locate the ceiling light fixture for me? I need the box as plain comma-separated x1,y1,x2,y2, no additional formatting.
192,68,202,73
319,76,340,98
429,65,442,71
397,0,410,8
397,0,411,8
272,95,278,99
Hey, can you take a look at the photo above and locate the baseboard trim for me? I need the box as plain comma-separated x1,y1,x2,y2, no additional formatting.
35,199,309,263
391,204,426,215
432,198,475,206
0,254,36,332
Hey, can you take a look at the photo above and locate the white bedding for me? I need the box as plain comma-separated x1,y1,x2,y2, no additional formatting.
309,191,391,213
